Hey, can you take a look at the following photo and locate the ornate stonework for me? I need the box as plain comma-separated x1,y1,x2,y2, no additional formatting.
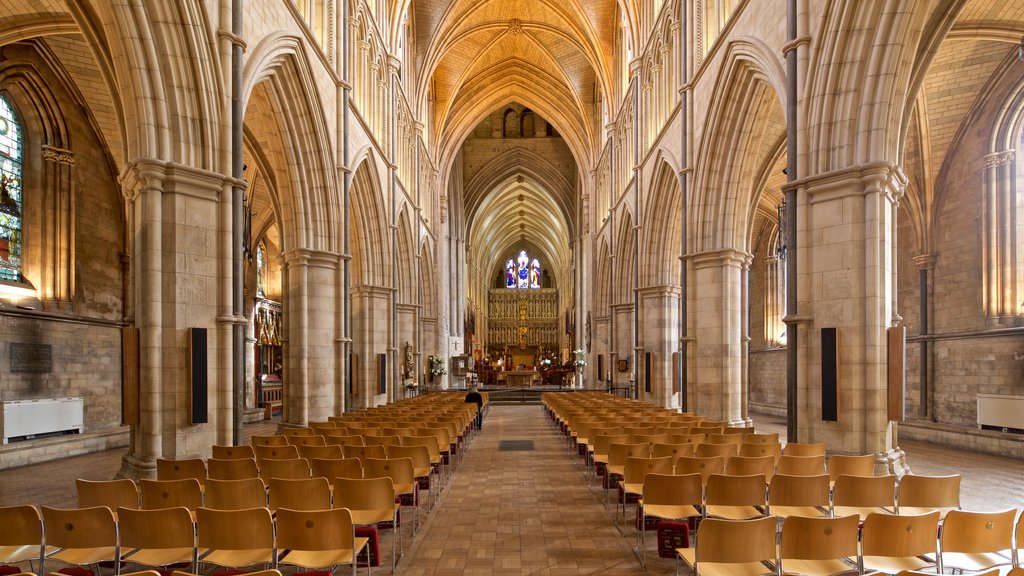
41,145,75,165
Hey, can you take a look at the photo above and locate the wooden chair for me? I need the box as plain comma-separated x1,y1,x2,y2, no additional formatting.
258,458,312,482
832,474,896,521
723,426,755,436
738,443,782,464
1016,511,1024,567
860,511,940,574
779,514,860,576
196,507,276,570
388,445,434,509
651,442,695,460
401,435,442,487
323,433,365,447
725,455,776,481
605,443,651,503
156,458,206,486
207,457,260,481
298,444,344,461
896,474,960,517
286,435,326,448
268,477,331,512
274,508,368,573
40,506,118,575
768,473,831,518
827,454,876,485
331,477,401,572
590,433,630,485
618,456,675,524
637,473,702,563
743,432,779,445
203,478,267,510
250,435,289,447
937,508,1016,574
310,457,363,482
776,454,826,477
706,433,745,447
704,474,767,520
695,442,739,459
667,432,707,446
363,435,403,450
362,457,419,532
897,570,1001,576
139,478,203,513
677,516,778,575
76,479,139,518
0,505,45,568
782,442,827,457
117,506,196,572
211,445,256,460
254,444,300,461
673,455,727,485
280,428,315,438
344,444,387,461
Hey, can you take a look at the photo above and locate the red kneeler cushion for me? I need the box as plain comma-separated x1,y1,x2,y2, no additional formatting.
656,521,690,559
355,526,381,567
635,506,659,531
0,568,25,576
617,484,639,504
58,569,95,576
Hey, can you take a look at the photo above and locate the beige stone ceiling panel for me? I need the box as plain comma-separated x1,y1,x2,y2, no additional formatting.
954,0,1024,24
429,28,505,113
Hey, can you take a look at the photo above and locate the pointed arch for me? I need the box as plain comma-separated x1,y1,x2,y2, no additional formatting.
396,205,415,303
350,155,389,287
613,209,635,305
641,157,682,287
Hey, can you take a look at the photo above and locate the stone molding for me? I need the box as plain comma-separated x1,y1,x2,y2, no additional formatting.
784,161,908,204
687,247,752,269
41,145,74,165
982,149,1014,169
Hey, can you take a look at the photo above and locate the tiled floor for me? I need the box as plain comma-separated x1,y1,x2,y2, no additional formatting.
1,405,1022,575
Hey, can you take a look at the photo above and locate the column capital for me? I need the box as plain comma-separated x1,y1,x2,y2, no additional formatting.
687,248,753,269
913,253,937,270
784,161,908,205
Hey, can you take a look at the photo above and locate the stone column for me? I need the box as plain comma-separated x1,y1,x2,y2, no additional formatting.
39,145,75,311
638,285,681,407
794,162,907,471
305,250,340,421
690,248,749,424
282,249,309,427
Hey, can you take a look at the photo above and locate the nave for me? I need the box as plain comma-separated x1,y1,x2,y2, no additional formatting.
2,403,1024,575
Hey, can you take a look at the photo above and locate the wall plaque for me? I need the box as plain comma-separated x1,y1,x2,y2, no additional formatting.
10,343,53,373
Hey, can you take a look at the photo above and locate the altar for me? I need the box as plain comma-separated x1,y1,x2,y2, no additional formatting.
496,370,541,388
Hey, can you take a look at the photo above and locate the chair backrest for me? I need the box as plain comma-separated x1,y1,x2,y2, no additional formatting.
939,508,1016,555
897,474,961,511
204,478,268,510
651,442,695,459
402,435,441,461
331,477,396,513
298,444,344,460
254,444,300,460
139,478,203,511
695,442,739,459
705,474,767,507
207,457,260,481
667,432,706,445
592,434,631,457
250,434,289,446
76,479,139,511
361,457,415,485
641,473,702,507
861,511,940,559
363,435,403,449
211,444,256,460
782,442,827,457
117,506,195,550
743,432,779,445
281,427,315,438
156,458,206,483
323,433,365,446
780,514,859,563
776,454,826,476
706,433,745,446
387,445,432,473
344,444,388,461
275,507,355,555
629,433,670,446
725,455,776,480
832,474,896,508
0,505,42,550
607,442,651,466
828,454,876,481
195,507,275,557
259,457,312,481
1016,513,1024,566
268,477,332,511
673,456,727,485
768,474,831,508
41,506,117,549
287,435,326,447
623,426,656,436
622,456,675,485
311,457,363,481
738,443,782,463
723,426,755,436
695,517,777,565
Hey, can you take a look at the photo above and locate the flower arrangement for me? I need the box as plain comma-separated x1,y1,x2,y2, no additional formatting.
572,348,587,368
428,355,447,377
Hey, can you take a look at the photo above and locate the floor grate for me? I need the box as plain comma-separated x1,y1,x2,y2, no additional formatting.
497,440,535,451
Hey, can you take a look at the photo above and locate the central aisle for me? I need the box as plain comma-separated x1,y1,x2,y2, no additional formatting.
399,403,651,575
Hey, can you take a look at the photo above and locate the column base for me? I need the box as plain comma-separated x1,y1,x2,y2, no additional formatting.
118,452,157,481
876,447,911,477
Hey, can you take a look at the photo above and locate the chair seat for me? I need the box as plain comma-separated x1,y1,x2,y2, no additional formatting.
940,551,1012,572
897,505,954,519
677,548,776,576
0,544,43,563
122,547,195,567
280,544,364,569
393,482,417,496
621,481,644,497
770,505,829,519
705,505,764,520
592,454,610,465
200,548,275,567
832,505,893,521
412,466,431,478
49,546,118,566
641,503,700,521
861,554,934,574
781,557,859,576
606,465,625,476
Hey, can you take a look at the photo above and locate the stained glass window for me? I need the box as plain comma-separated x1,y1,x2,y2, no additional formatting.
0,96,22,283
505,251,541,289
256,244,266,298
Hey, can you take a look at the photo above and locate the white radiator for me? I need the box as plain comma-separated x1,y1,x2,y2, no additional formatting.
976,394,1024,432
1,397,84,443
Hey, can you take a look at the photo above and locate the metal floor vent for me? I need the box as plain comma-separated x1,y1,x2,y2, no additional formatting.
498,440,535,451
